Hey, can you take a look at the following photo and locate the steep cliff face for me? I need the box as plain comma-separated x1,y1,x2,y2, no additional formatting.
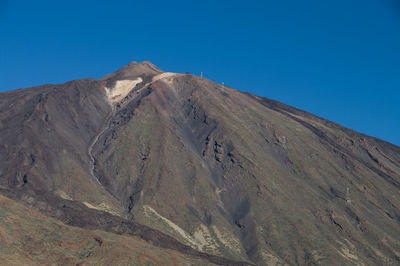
0,62,399,265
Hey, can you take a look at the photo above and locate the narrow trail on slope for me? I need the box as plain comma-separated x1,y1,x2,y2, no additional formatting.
87,73,178,186
87,108,114,185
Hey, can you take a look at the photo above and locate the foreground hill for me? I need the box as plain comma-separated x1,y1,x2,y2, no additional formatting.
0,195,216,265
0,62,399,265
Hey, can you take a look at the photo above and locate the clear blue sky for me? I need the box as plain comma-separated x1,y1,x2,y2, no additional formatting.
1,0,399,145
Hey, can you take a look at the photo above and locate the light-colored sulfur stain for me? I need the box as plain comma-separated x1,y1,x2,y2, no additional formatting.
143,205,198,248
341,248,360,261
215,187,228,213
152,72,177,83
82,201,120,216
260,251,283,265
212,225,242,254
336,246,361,263
55,190,72,200
193,225,208,246
104,72,177,105
193,224,219,252
104,78,143,104
143,205,220,252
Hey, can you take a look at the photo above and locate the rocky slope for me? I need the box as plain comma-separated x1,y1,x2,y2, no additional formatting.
0,62,399,265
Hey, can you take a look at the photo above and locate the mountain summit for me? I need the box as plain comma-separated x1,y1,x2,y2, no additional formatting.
0,62,399,265
100,61,163,81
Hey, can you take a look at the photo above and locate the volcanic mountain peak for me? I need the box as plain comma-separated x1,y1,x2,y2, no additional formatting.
102,64,179,105
100,61,163,81
0,62,399,265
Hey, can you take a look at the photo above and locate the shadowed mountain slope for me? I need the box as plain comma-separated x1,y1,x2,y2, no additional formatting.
0,62,399,265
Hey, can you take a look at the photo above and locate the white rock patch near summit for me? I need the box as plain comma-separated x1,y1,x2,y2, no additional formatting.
104,77,143,104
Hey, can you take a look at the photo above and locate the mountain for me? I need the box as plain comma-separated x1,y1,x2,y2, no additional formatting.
0,62,399,265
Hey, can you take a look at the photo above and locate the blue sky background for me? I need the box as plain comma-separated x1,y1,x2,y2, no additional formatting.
1,0,399,145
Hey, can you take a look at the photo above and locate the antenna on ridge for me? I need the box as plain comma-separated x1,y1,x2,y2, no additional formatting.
346,187,351,203
220,82,228,96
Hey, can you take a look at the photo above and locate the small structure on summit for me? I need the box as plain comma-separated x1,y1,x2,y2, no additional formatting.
220,82,229,96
